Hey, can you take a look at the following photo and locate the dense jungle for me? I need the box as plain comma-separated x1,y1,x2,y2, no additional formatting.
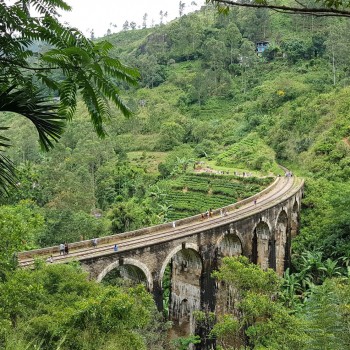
1,1,350,349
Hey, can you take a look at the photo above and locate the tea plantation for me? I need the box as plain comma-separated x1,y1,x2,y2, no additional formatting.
164,173,273,220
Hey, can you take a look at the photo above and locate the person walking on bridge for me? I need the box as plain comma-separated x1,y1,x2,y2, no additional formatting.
64,242,69,255
59,243,65,255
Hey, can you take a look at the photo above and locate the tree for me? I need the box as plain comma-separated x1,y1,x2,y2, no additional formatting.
156,121,186,151
203,38,227,85
324,22,350,85
38,209,109,246
207,0,350,18
123,20,130,30
107,200,155,233
109,22,118,33
0,0,139,193
221,22,242,65
135,54,166,88
179,1,186,16
142,13,148,28
0,201,45,275
158,144,195,177
239,39,259,94
130,21,137,30
188,73,211,105
302,278,350,350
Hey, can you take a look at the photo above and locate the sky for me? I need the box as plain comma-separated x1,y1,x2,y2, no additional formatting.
60,0,205,38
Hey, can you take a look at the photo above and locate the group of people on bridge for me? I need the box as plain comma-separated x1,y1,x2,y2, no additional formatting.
201,207,228,220
44,239,120,264
59,242,69,255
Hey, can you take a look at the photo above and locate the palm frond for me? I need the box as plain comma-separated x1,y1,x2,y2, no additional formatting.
0,153,16,194
0,128,11,148
0,85,66,151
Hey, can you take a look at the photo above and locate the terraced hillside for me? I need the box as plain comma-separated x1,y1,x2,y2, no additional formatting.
164,173,273,220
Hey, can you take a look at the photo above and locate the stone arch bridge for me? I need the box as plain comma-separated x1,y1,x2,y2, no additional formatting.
19,175,303,345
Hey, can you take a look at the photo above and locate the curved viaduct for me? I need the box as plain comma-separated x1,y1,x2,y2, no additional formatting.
19,174,304,344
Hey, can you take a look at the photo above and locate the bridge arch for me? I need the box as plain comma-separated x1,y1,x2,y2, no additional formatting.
291,199,299,238
216,232,243,259
159,243,200,286
96,258,153,290
160,243,202,338
252,220,272,270
275,209,288,275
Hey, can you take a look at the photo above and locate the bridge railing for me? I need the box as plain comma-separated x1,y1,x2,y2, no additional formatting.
18,176,281,260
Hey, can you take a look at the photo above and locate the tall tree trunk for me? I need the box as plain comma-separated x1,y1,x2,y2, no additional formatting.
332,45,336,86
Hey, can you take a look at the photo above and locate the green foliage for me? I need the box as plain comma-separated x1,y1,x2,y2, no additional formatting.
210,314,240,348
39,209,109,246
212,256,309,349
107,198,158,233
0,264,167,350
217,133,278,173
158,144,196,177
302,278,350,350
132,54,167,88
294,179,350,260
281,39,314,63
213,256,280,294
172,334,201,350
0,201,45,275
156,121,186,151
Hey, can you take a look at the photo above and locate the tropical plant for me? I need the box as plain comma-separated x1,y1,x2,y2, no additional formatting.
302,277,350,350
280,268,303,309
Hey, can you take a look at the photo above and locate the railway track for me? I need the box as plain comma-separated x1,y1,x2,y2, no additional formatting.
19,175,303,268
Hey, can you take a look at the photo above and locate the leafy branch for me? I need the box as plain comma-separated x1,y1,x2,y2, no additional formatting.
207,0,350,17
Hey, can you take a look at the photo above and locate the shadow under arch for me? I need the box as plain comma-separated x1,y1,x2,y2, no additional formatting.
292,198,299,212
275,209,288,274
251,220,272,270
96,258,153,291
159,243,200,286
161,243,203,338
216,233,243,259
291,199,299,239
